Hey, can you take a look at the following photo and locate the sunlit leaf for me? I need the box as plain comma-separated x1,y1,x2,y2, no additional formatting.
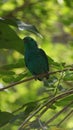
64,71,73,81
12,72,29,82
56,95,73,106
0,59,25,70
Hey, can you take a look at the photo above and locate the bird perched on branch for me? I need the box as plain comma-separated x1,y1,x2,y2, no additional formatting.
23,36,49,84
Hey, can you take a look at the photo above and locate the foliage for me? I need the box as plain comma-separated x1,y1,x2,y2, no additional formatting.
0,0,73,130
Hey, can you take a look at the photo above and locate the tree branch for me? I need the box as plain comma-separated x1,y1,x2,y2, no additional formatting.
45,100,73,125
3,0,39,18
18,89,73,130
0,67,73,91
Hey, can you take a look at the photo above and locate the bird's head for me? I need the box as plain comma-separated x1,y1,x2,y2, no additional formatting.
23,37,38,49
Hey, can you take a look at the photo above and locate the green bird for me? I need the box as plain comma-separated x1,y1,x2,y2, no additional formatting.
23,36,49,82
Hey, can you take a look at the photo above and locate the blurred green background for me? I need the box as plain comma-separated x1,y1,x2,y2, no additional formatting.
0,0,73,130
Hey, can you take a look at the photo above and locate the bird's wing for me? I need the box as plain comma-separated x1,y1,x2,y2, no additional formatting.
38,48,49,71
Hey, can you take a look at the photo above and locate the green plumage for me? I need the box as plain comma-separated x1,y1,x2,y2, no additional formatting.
23,37,49,80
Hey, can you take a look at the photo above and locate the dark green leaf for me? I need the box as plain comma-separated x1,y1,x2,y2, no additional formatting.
24,102,38,115
0,18,18,27
0,70,15,75
2,75,15,83
0,111,14,127
0,20,24,55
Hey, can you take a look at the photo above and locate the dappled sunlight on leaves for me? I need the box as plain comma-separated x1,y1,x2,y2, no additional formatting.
0,0,73,130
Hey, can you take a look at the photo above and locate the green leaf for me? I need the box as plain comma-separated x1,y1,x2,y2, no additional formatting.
56,95,73,106
11,72,29,82
0,111,14,127
64,72,73,81
0,20,24,55
0,70,15,76
0,59,25,70
0,18,18,27
47,56,54,64
2,71,29,83
2,75,15,83
64,0,73,8
24,102,38,115
48,56,65,69
0,18,43,56
50,105,56,110
0,18,42,38
17,19,43,38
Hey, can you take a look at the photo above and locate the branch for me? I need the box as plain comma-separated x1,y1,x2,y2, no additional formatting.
3,0,29,18
3,1,39,18
18,89,73,130
38,118,46,130
45,100,73,125
0,67,73,91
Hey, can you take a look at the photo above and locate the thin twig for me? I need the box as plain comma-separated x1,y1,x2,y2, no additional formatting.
0,68,73,92
37,72,64,118
18,89,73,130
57,109,73,127
38,118,47,130
54,71,64,95
45,100,73,125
